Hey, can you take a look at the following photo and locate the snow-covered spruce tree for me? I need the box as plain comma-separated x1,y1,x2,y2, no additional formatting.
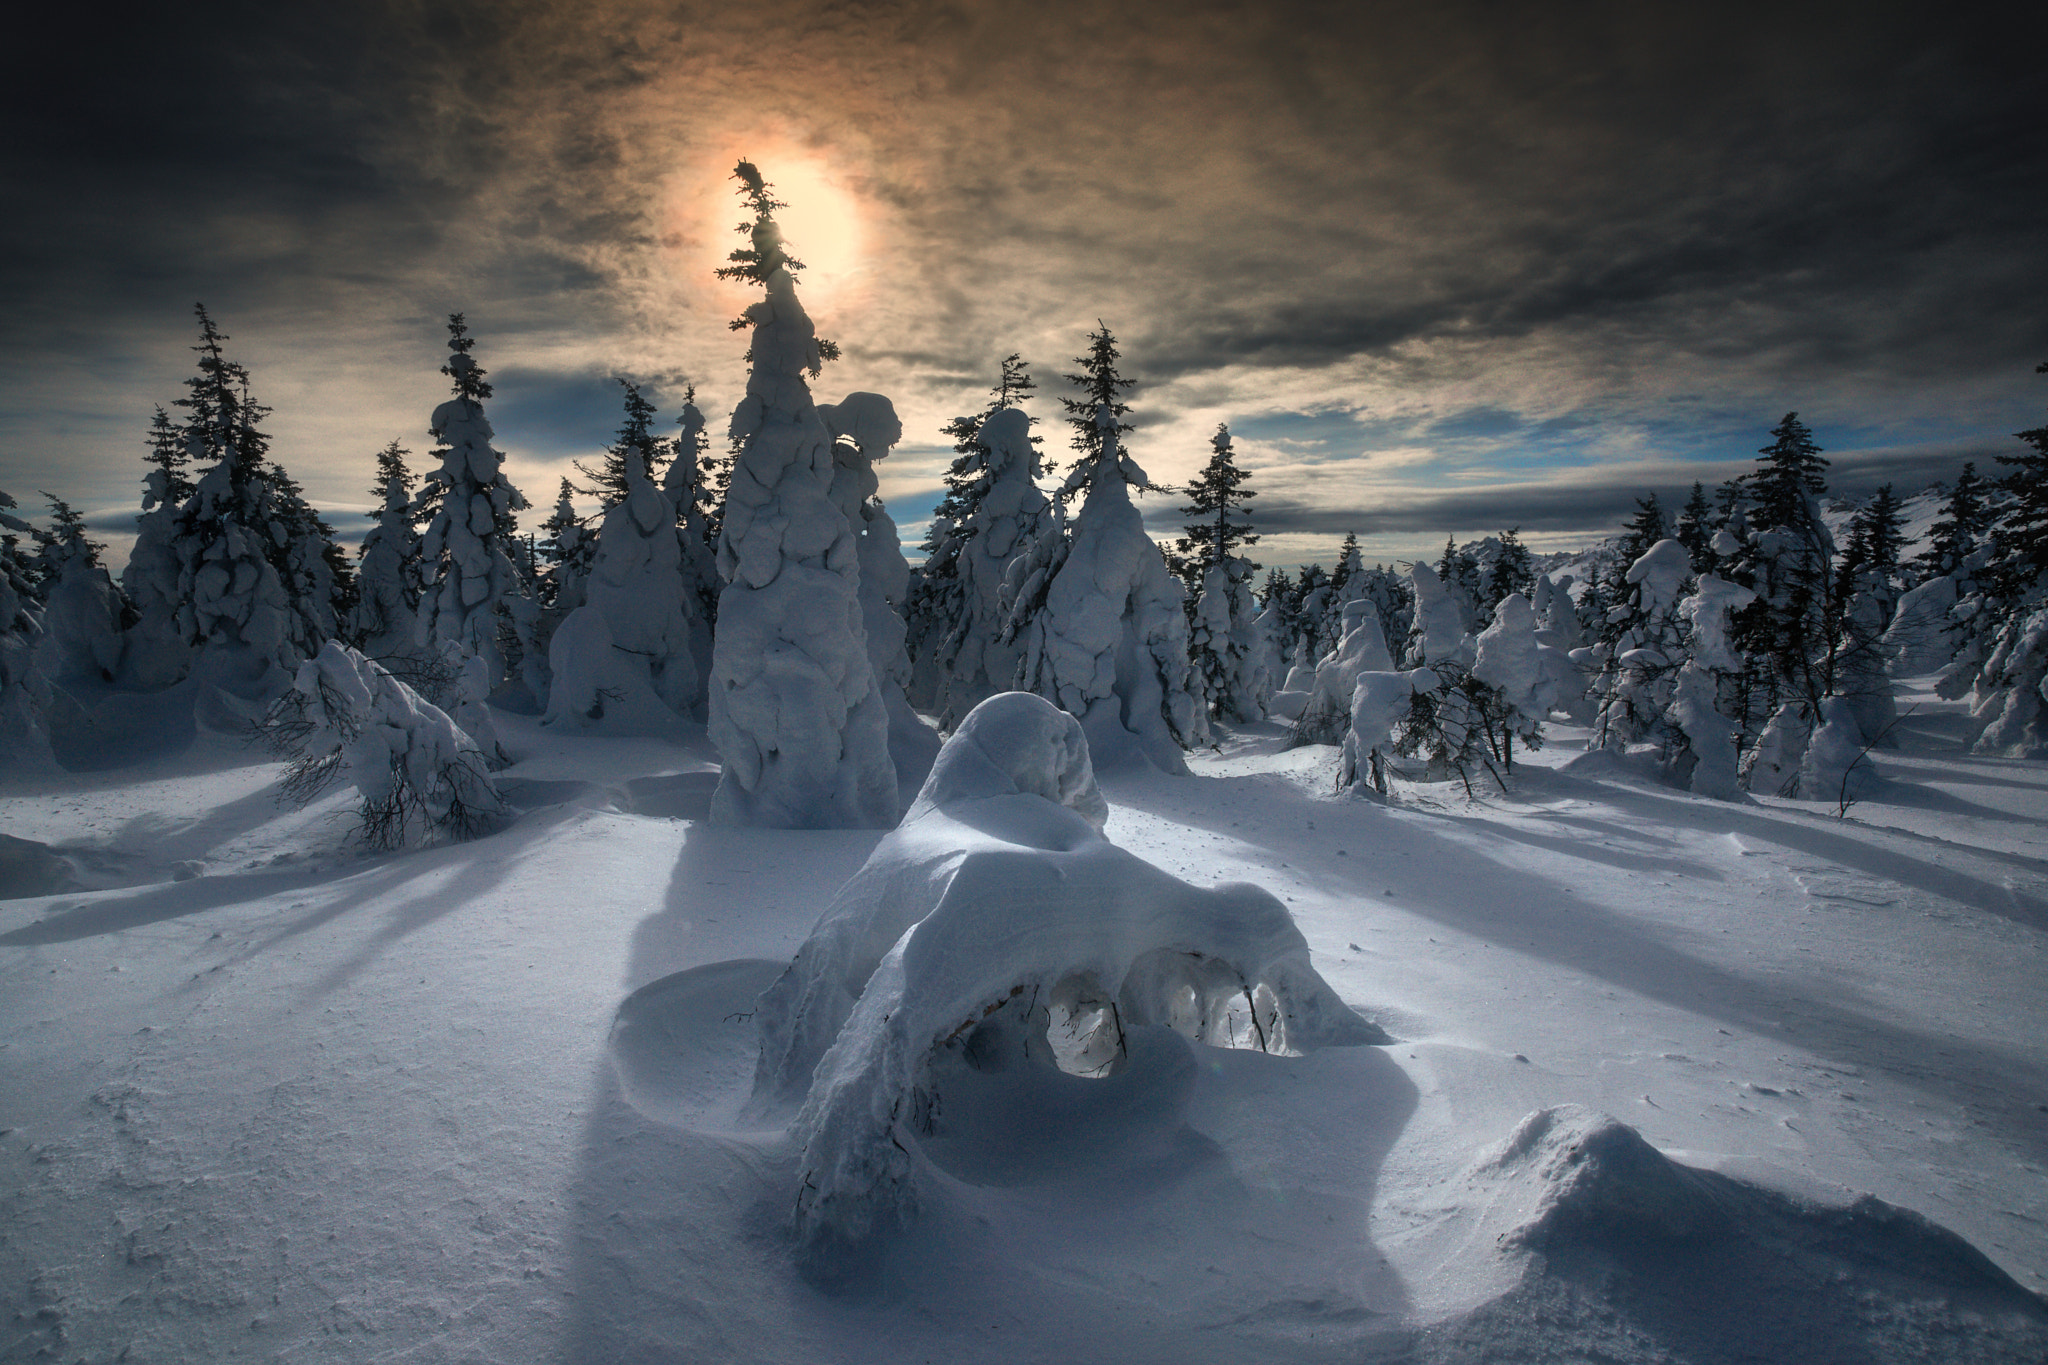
1829,483,1907,743
119,405,197,688
1670,573,1757,799
536,479,594,613
1007,403,1205,772
1588,538,1693,757
1912,462,1994,581
1434,535,1484,634
32,495,128,686
0,490,51,764
413,314,531,689
1729,414,1835,766
1959,365,2048,756
546,381,701,730
1468,591,1571,774
705,162,895,828
259,641,505,849
1057,324,1133,480
905,361,1050,725
819,391,941,797
1482,528,1536,618
1295,598,1395,745
1390,561,1489,787
1674,483,1715,573
346,441,423,665
1171,423,1266,723
665,387,722,662
168,305,308,705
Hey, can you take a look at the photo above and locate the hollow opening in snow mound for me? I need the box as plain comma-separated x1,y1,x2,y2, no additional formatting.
753,693,1388,1261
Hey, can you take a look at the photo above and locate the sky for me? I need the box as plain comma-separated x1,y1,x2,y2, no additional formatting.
2,0,2043,572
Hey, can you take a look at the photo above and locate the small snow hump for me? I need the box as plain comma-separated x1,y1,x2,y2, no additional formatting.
1441,1106,2048,1363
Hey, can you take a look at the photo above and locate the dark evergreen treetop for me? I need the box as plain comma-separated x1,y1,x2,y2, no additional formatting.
1912,461,1994,578
577,380,670,503
1675,482,1714,568
36,493,101,567
144,404,195,507
1485,527,1535,607
1059,324,1135,479
1613,494,1667,583
1748,411,1829,530
1167,423,1259,590
369,439,413,505
442,313,494,403
1837,483,1907,592
177,302,270,495
710,162,837,369
1996,361,2048,586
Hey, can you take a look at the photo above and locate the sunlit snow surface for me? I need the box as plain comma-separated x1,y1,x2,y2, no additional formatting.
2,677,2045,1362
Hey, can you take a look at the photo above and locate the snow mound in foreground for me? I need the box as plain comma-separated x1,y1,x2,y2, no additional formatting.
752,692,1386,1262
1422,1105,2048,1363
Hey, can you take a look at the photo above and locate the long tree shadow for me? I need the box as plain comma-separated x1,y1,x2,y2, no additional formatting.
1102,768,2048,1169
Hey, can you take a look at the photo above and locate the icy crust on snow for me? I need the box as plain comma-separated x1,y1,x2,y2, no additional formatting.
756,693,1383,1260
1419,1105,2048,1362
708,257,896,828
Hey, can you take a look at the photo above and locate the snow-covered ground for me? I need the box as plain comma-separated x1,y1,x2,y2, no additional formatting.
3,678,2045,1361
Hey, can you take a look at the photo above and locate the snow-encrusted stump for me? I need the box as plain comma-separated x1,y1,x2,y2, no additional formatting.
749,691,1385,1263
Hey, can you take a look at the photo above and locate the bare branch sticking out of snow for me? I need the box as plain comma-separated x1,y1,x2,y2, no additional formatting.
751,692,1384,1262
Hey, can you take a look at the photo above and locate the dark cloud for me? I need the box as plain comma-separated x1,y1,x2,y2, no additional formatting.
2,0,2043,554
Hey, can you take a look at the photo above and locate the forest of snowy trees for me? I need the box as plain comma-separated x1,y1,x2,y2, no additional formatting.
4,165,2047,833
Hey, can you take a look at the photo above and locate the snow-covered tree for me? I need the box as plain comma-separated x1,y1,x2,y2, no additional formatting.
119,405,196,689
1469,592,1564,771
664,388,722,655
819,390,940,797
413,314,531,685
169,306,305,702
756,692,1378,1259
260,641,505,848
536,479,594,612
547,381,701,730
1670,574,1756,799
1007,404,1205,772
905,365,1049,725
1911,463,1994,581
1730,413,1835,721
706,162,895,828
1589,538,1692,755
32,495,127,686
1173,424,1265,722
346,441,422,664
1295,599,1394,745
1674,483,1715,573
0,490,51,764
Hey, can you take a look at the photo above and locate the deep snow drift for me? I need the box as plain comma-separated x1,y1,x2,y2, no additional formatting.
2,677,2046,1362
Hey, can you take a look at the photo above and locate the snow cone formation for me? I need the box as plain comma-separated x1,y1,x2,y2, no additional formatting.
755,692,1383,1259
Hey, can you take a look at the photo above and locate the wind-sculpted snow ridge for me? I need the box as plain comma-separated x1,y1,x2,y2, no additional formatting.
1412,1105,2048,1363
751,692,1386,1264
